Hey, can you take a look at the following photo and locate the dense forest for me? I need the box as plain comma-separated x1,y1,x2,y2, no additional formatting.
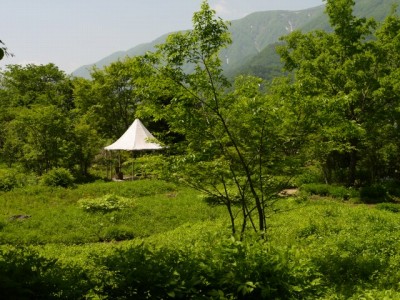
2,0,400,298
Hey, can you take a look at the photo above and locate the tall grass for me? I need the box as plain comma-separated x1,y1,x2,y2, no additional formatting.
2,180,400,298
0,180,226,244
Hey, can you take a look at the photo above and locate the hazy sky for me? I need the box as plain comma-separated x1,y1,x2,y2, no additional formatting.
1,0,324,74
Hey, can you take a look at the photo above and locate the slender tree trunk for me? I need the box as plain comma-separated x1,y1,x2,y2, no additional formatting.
226,200,236,236
348,148,357,186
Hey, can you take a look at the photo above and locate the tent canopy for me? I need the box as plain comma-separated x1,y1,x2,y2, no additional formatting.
104,119,162,151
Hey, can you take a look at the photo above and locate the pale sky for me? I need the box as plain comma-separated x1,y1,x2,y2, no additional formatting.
1,0,324,74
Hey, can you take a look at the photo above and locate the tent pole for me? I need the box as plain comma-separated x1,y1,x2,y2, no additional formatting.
105,151,108,180
119,151,122,180
108,151,112,180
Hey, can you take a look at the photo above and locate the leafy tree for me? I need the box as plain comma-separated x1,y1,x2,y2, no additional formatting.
0,64,100,176
142,1,302,238
9,105,70,174
0,64,73,110
0,64,73,169
277,0,400,185
74,57,151,140
68,115,103,176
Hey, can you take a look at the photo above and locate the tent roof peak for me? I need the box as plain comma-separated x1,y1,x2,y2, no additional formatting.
104,119,162,151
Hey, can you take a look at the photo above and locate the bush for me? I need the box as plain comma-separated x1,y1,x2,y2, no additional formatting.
78,194,135,213
95,237,323,299
40,167,75,188
375,203,400,213
100,225,135,241
0,246,93,298
301,183,357,200
0,169,36,191
0,220,6,231
0,172,18,192
295,166,324,185
360,184,388,203
123,154,167,178
0,247,55,298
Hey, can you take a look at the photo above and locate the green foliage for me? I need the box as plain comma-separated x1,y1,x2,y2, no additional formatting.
376,202,400,213
2,180,400,298
4,1,400,298
0,167,37,192
360,184,388,203
0,235,321,299
277,0,400,186
301,183,358,200
92,237,322,299
0,180,225,245
142,1,304,238
270,198,400,298
123,154,167,179
0,247,58,298
11,105,73,174
78,194,135,213
0,169,20,192
0,40,13,61
295,165,325,185
0,64,103,177
74,57,152,140
100,225,136,242
0,246,94,298
0,63,72,109
40,167,75,188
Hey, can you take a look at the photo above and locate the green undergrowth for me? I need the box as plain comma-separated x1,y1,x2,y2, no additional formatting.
0,180,226,244
2,180,400,298
269,198,400,298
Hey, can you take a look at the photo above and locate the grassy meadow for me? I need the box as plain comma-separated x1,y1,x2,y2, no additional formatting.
2,179,400,299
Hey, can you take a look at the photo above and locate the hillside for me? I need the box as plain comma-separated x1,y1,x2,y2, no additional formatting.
72,5,325,78
72,33,170,78
72,0,400,79
232,0,400,80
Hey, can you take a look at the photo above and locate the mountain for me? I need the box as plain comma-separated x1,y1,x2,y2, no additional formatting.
230,0,400,80
218,5,324,74
72,5,325,78
72,33,170,78
72,0,400,79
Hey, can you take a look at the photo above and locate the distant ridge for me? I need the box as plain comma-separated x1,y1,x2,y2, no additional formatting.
72,5,325,78
72,0,400,79
72,33,171,78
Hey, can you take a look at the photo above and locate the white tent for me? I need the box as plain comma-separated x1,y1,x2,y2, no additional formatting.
104,119,162,180
104,119,162,151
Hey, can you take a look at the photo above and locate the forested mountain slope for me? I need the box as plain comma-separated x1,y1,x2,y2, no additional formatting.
72,0,400,79
72,5,324,78
231,0,400,80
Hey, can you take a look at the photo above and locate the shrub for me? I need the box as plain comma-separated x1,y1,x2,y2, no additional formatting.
0,246,93,298
301,183,357,200
0,220,6,231
40,167,75,188
295,165,324,185
375,203,400,213
201,192,241,206
100,225,135,241
95,237,323,299
123,154,167,178
0,172,17,192
78,194,135,213
0,169,36,191
360,184,388,203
